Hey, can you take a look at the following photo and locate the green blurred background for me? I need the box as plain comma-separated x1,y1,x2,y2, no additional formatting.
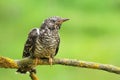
0,0,120,80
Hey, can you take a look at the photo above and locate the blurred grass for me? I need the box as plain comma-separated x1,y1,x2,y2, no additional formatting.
0,0,120,80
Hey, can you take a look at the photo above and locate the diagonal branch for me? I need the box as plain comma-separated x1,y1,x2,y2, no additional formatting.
0,56,120,80
30,72,39,80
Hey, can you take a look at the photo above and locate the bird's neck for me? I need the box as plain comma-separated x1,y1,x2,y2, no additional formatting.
39,23,46,30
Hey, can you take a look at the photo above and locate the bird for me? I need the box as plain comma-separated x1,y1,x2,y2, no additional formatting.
16,16,69,73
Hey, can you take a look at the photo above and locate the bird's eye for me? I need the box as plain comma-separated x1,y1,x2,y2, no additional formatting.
51,20,56,23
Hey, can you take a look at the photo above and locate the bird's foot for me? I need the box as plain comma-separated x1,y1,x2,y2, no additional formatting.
49,58,53,66
34,58,38,66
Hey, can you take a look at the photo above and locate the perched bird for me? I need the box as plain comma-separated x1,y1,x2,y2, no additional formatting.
17,16,69,73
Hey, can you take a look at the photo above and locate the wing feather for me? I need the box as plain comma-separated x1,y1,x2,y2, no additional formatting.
55,37,60,56
22,28,39,58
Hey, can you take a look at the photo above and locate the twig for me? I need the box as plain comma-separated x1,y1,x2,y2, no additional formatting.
0,56,120,80
30,72,39,80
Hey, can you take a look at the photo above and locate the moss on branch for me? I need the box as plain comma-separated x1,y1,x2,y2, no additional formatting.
0,56,18,68
0,56,120,80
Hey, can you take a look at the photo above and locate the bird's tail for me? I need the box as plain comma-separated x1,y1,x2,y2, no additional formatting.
16,68,36,74
16,68,27,74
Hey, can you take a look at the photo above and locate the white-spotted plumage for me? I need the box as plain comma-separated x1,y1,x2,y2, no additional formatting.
17,16,69,74
36,28,40,35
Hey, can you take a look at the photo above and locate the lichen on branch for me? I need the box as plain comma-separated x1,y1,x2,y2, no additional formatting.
0,56,18,68
0,56,120,80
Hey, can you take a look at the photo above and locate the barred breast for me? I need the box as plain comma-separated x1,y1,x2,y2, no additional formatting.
33,29,59,59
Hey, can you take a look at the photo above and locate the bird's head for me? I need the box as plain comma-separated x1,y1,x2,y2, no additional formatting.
43,16,69,30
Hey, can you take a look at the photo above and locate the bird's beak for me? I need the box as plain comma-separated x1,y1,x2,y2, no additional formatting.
56,18,69,25
62,18,70,22
55,18,69,25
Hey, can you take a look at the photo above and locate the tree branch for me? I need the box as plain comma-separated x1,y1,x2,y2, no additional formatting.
30,72,39,80
0,56,120,80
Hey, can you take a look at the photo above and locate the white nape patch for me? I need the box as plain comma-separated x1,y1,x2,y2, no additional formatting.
36,28,40,35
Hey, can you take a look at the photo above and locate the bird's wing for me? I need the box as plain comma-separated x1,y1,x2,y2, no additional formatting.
55,37,60,56
22,28,39,58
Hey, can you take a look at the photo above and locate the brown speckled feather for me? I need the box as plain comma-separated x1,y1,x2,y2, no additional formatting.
17,16,69,74
22,28,39,58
